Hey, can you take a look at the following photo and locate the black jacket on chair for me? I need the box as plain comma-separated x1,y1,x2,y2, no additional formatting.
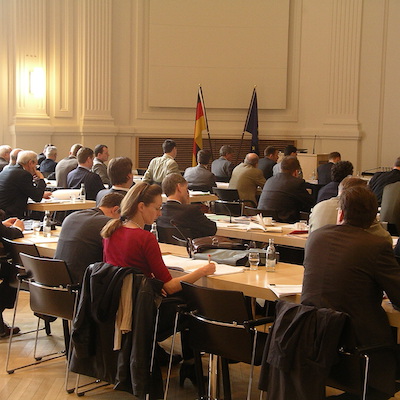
258,300,347,400
70,262,164,400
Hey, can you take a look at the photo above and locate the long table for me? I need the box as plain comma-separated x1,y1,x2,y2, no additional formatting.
12,231,400,331
27,199,96,212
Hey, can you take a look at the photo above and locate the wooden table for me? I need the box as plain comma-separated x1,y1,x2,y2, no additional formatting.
212,217,308,248
162,193,218,203
27,199,96,212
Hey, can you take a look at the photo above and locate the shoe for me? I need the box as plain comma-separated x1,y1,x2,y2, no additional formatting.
179,362,197,387
156,344,183,367
0,322,20,338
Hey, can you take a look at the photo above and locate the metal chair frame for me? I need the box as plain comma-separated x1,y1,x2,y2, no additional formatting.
5,253,80,395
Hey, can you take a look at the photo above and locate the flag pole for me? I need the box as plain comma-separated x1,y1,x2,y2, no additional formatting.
236,86,256,164
199,85,214,161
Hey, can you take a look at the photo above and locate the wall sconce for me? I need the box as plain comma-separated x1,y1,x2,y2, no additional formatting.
29,67,45,98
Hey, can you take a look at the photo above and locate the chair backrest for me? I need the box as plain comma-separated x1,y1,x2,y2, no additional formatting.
2,237,40,266
380,181,400,235
181,282,265,364
188,184,213,192
156,225,191,247
19,253,76,320
212,187,240,202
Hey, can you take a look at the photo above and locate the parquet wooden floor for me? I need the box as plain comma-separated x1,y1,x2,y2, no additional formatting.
1,292,399,399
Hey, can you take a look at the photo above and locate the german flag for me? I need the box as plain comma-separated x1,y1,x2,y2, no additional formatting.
192,87,207,166
244,87,259,155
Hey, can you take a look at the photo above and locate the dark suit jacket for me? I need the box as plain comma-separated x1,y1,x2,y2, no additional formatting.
0,164,46,218
316,181,339,203
317,162,334,185
156,200,217,239
67,166,105,201
257,173,315,223
55,208,111,283
302,224,400,395
369,169,400,204
258,157,276,180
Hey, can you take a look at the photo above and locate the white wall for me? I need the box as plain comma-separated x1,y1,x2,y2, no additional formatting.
0,0,399,170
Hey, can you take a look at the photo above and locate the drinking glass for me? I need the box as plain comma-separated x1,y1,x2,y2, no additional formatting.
33,221,41,237
248,251,260,271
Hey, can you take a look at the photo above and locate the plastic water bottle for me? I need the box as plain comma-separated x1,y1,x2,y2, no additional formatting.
266,238,276,272
43,211,52,238
151,222,158,241
79,183,86,201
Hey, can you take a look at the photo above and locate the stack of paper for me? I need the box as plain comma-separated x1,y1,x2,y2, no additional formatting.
268,284,302,298
162,255,244,276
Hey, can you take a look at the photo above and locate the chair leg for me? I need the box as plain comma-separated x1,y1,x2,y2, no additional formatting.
44,320,51,335
221,358,232,400
362,354,370,400
164,310,180,400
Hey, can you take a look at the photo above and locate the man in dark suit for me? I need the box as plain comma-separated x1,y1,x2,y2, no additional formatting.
369,156,400,204
258,146,279,180
96,156,134,205
92,144,110,186
55,143,82,188
258,156,315,223
302,186,400,399
67,147,105,200
183,149,216,192
0,151,51,218
317,151,341,185
0,215,25,337
55,192,123,283
157,173,217,239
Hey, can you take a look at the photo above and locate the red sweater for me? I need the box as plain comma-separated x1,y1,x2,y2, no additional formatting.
103,226,172,283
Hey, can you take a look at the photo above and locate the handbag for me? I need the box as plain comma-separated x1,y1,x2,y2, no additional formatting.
191,235,246,253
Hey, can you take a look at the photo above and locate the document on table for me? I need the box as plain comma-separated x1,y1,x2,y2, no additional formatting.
162,255,245,276
268,284,302,298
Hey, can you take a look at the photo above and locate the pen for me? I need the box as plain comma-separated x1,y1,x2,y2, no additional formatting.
208,254,212,263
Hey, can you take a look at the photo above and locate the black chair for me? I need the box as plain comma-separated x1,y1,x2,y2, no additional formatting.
212,188,256,217
6,253,79,393
164,282,273,400
188,184,213,192
380,182,400,236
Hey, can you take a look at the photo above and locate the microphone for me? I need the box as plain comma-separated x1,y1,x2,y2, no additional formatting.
312,134,317,154
170,219,193,258
216,201,233,223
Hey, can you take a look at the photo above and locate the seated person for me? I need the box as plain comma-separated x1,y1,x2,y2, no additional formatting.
309,177,392,244
211,145,235,182
55,193,123,283
67,147,105,201
183,149,216,192
229,153,266,206
39,145,57,178
317,151,341,185
258,156,314,223
316,161,353,203
0,214,25,337
96,157,134,205
101,182,215,374
302,186,400,400
157,173,217,239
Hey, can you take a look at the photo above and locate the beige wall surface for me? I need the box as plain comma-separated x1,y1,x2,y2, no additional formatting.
0,0,398,171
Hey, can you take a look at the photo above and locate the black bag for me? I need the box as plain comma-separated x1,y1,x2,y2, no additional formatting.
191,235,246,253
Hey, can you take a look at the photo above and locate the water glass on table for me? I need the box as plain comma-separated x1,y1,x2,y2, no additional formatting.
248,251,260,271
32,220,41,237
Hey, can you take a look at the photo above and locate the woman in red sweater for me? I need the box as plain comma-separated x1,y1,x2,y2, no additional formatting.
101,182,215,293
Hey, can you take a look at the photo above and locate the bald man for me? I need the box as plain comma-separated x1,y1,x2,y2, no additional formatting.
229,153,266,206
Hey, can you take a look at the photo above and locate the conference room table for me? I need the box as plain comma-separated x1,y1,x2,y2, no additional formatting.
26,199,96,212
12,230,400,338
